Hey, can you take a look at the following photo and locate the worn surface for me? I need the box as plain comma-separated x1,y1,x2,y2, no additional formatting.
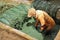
0,22,37,40
54,30,60,40
0,29,27,40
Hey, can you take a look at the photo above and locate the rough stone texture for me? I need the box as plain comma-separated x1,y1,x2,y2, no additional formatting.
0,22,37,40
54,30,60,40
0,29,27,40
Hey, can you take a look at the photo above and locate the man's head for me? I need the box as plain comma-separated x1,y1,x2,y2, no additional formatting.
28,8,36,17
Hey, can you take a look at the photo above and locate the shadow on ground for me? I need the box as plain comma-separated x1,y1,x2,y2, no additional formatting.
42,25,60,40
